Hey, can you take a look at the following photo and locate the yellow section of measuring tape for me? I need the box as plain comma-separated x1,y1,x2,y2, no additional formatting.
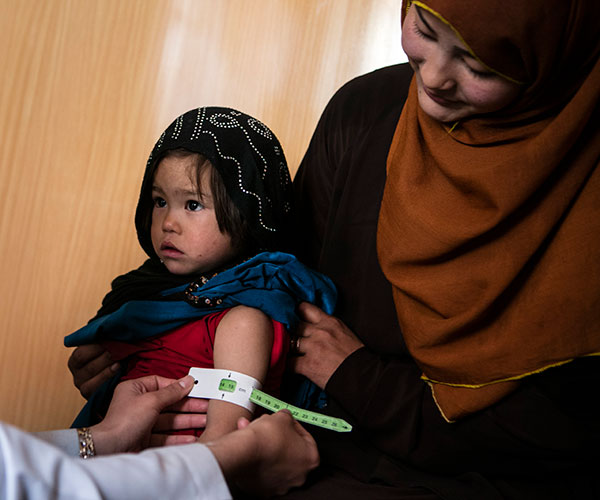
250,389,352,433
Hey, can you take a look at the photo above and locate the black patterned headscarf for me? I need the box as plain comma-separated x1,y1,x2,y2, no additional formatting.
93,107,293,319
135,107,293,259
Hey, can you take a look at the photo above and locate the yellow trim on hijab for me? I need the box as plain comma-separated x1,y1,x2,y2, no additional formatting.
408,1,526,85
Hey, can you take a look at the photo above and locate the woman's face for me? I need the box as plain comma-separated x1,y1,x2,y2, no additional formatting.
402,4,521,123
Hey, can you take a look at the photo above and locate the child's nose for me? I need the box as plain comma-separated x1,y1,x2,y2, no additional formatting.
162,210,180,232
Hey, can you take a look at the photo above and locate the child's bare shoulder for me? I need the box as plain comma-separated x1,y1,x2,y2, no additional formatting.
218,305,272,331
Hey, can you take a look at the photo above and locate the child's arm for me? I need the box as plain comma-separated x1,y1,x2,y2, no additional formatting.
198,305,273,443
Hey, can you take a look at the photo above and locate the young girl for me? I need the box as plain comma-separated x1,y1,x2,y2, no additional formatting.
65,107,336,441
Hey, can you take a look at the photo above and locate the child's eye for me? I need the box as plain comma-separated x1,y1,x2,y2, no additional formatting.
153,197,166,208
186,200,204,212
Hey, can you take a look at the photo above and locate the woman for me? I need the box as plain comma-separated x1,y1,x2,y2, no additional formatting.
289,0,599,498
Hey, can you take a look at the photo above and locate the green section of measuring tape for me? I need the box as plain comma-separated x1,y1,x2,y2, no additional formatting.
218,379,237,393
250,388,352,433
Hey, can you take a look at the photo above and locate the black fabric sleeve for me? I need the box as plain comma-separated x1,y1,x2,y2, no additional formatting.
294,64,427,458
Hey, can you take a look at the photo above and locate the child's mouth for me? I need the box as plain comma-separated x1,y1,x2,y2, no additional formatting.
160,242,183,257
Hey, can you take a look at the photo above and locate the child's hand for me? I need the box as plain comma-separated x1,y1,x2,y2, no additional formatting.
68,344,119,399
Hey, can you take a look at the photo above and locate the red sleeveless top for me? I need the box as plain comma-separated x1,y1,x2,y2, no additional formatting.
103,308,289,435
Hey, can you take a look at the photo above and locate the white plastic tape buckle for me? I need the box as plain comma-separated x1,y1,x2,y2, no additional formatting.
187,367,262,412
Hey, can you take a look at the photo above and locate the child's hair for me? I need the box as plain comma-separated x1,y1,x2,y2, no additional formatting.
155,147,259,255
135,107,293,265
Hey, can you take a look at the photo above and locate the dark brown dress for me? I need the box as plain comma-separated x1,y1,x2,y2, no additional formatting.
283,64,600,499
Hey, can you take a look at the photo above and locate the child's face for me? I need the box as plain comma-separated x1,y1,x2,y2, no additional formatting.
150,155,238,275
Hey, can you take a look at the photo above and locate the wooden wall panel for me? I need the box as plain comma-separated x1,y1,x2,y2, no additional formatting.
0,0,406,431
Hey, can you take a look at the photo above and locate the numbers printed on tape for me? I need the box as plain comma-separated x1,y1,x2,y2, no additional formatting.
250,388,352,433
188,367,352,432
218,379,237,393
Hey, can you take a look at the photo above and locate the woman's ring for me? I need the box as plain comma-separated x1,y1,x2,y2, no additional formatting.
290,335,302,354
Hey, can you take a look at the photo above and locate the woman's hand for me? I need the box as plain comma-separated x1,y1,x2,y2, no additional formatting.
290,302,364,389
90,375,197,454
68,344,119,399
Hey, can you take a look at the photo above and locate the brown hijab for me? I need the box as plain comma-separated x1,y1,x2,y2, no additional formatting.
377,0,600,421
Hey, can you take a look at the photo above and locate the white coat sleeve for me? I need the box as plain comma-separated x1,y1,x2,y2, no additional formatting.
0,422,232,500
35,428,79,456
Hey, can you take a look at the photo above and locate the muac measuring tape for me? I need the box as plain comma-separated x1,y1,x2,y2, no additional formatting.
188,367,352,433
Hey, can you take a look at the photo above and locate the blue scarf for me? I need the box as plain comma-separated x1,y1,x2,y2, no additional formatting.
65,252,336,426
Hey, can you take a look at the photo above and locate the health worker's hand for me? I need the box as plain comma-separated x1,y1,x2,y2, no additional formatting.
90,375,198,454
149,393,209,447
208,409,319,497
68,344,209,442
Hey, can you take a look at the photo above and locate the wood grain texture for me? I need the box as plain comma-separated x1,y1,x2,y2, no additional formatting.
0,0,405,431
